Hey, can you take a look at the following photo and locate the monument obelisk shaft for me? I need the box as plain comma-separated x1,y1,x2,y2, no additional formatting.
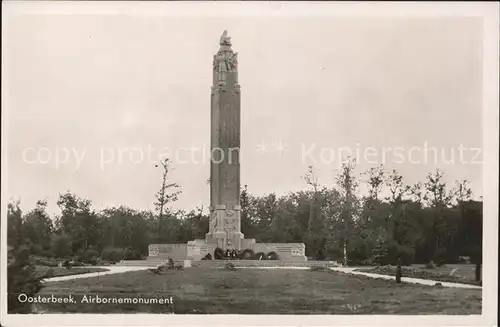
206,31,244,250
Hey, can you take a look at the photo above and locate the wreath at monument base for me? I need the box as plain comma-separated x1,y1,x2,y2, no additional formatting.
214,247,225,260
253,252,267,260
266,251,279,260
201,253,213,260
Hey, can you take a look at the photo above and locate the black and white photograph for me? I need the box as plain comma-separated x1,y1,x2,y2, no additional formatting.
1,1,498,326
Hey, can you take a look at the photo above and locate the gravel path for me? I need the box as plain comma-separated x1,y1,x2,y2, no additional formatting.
43,266,150,283
331,267,481,289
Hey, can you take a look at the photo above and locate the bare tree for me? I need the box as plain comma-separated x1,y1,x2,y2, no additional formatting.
154,159,182,241
453,179,473,205
409,182,423,204
423,169,454,261
361,165,385,227
335,157,359,266
423,169,454,208
386,169,411,204
302,166,327,259
359,165,386,252
302,165,321,234
302,165,320,194
363,165,385,201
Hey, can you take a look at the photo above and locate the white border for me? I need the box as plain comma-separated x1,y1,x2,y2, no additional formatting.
1,1,498,327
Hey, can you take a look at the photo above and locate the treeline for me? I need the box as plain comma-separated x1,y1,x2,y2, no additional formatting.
240,162,482,265
7,160,482,265
7,195,208,263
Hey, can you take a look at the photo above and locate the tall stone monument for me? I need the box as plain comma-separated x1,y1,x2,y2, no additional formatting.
147,31,306,261
205,31,244,250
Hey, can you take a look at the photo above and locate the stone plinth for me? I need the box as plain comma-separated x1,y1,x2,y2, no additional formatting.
148,240,307,262
148,243,188,261
205,204,244,250
251,243,307,261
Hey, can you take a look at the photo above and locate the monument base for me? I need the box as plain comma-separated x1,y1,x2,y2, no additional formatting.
204,231,245,250
148,240,307,262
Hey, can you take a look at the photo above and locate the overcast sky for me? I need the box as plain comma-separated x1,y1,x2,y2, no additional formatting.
3,6,483,215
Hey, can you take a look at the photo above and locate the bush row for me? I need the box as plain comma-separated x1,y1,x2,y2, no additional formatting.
32,246,143,267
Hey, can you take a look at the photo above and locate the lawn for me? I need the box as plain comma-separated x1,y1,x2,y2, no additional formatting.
35,266,109,279
36,267,481,314
355,264,481,286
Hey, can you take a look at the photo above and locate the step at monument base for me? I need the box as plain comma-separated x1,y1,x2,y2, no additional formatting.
115,259,341,268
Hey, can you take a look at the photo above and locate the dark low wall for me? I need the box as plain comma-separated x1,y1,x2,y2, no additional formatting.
190,260,339,268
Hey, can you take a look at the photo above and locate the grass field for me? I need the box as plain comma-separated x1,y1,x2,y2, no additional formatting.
355,264,481,286
37,267,482,314
35,266,109,279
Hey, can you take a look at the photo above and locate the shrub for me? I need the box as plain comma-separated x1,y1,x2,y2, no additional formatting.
44,268,55,278
70,260,84,267
124,248,141,260
397,245,415,266
346,245,368,266
63,260,72,270
434,247,448,265
347,258,367,266
376,240,415,266
266,251,279,260
32,256,59,267
101,247,125,263
8,246,45,313
468,245,482,265
214,247,225,260
50,234,72,259
76,248,99,265
425,261,436,269
458,256,470,264
28,243,43,256
371,244,389,266
253,252,267,260
39,249,55,258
